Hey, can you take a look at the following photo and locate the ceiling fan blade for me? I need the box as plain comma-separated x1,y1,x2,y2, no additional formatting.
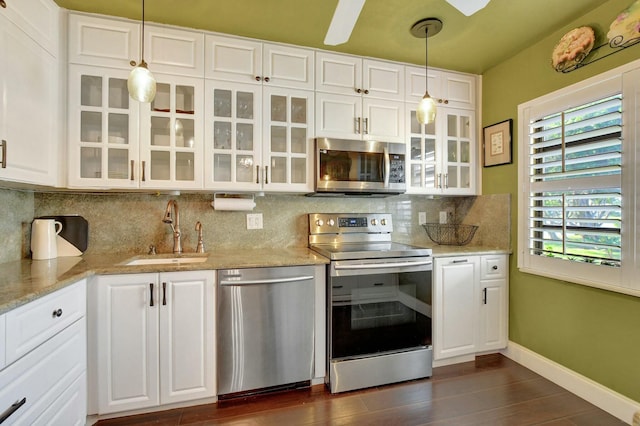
445,0,490,16
324,0,366,46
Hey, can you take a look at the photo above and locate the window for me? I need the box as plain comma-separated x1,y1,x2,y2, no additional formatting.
518,73,630,291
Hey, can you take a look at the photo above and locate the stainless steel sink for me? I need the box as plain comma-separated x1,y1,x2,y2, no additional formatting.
124,256,208,266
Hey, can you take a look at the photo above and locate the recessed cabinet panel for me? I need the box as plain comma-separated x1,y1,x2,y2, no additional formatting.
263,43,314,89
363,59,404,101
68,14,139,68
205,35,262,83
315,52,361,95
146,24,204,76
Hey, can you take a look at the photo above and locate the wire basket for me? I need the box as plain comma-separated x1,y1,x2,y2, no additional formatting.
422,223,478,246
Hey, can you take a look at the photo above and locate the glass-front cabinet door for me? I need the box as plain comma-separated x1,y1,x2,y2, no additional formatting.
140,76,204,189
68,65,139,188
405,106,475,195
204,81,262,191
262,87,314,192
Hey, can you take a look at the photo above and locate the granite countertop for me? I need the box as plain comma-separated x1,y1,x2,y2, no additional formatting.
0,245,511,315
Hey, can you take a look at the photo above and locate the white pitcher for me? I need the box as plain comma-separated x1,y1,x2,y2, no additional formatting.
31,219,62,260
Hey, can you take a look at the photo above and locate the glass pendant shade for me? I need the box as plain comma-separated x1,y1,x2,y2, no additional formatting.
417,92,437,124
128,61,156,102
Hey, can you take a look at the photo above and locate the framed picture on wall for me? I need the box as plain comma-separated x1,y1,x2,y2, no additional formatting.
483,119,513,167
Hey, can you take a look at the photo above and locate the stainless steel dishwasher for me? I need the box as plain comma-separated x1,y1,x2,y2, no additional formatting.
217,265,315,398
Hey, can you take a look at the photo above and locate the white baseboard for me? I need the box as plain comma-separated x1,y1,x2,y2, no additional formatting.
502,341,640,425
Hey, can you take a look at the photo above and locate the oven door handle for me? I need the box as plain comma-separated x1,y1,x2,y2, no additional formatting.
334,260,432,270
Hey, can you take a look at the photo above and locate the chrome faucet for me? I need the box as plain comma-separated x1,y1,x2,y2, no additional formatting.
195,221,205,253
163,200,182,254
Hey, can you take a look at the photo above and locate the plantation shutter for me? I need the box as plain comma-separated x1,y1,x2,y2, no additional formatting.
527,94,622,266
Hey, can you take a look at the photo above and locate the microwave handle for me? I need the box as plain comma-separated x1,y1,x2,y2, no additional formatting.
383,147,390,187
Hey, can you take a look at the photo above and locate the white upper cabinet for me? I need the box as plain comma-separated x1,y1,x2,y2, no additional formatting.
0,0,59,187
145,24,204,77
315,52,404,142
405,65,477,110
205,35,314,90
68,13,140,69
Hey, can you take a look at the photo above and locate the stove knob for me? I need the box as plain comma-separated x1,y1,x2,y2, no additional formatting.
371,218,377,226
381,218,387,226
316,219,324,227
327,219,335,227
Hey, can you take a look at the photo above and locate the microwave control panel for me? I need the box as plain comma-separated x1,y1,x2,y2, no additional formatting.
389,154,405,183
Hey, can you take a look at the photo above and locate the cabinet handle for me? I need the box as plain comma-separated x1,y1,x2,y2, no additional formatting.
452,259,468,264
444,173,449,189
437,173,442,189
162,282,167,306
52,308,63,318
265,165,269,184
363,118,369,134
149,283,154,307
141,160,146,181
355,117,362,134
1,140,6,169
0,397,26,423
482,288,487,304
264,77,270,83
130,160,135,181
255,165,260,184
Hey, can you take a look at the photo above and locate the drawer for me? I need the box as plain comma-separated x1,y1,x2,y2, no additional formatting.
31,372,87,426
5,280,86,365
0,319,86,425
480,255,507,280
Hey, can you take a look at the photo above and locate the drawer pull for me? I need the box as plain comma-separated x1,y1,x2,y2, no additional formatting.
452,259,468,264
162,282,167,306
0,397,27,424
149,283,154,307
1,140,6,169
482,288,487,304
52,308,63,318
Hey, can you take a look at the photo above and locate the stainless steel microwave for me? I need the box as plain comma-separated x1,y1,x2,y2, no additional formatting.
310,138,406,196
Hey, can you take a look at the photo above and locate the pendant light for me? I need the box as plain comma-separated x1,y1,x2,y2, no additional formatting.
410,18,443,125
128,0,156,102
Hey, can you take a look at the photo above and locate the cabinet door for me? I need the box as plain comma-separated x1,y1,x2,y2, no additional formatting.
96,274,159,414
204,80,262,190
0,14,58,186
315,92,361,139
159,271,215,404
205,34,262,84
67,65,140,189
68,13,139,69
362,98,404,143
140,76,204,189
263,43,314,90
262,86,314,192
433,256,479,360
479,279,508,351
146,24,204,77
315,51,361,96
0,314,5,370
405,66,476,109
440,108,475,195
405,106,438,194
362,59,404,101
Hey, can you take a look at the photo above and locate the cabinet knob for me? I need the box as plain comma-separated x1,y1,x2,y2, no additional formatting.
363,89,369,95
52,308,63,318
130,60,137,67
255,76,262,81
444,99,449,104
264,77,270,83
0,1,6,9
492,265,498,270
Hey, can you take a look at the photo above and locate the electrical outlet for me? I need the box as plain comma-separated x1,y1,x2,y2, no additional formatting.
418,212,427,225
439,211,448,224
246,213,263,230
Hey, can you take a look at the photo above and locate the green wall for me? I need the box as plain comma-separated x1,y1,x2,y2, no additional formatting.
482,0,640,401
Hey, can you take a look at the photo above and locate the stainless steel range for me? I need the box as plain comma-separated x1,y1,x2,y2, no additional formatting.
308,213,433,393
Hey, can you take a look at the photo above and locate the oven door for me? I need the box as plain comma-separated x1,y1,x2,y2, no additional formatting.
328,257,432,361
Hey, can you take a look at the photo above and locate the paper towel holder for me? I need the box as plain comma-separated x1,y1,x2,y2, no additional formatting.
211,193,256,211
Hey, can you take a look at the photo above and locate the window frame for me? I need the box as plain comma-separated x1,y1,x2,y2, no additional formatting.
517,60,640,297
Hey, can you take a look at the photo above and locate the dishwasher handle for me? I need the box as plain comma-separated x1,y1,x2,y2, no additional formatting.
334,260,432,270
220,275,314,286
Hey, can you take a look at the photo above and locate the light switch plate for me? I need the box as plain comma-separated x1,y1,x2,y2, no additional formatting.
246,213,263,229
439,211,448,224
418,212,427,225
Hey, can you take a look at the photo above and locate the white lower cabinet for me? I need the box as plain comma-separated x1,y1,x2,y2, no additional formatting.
0,280,87,425
92,271,215,415
433,254,508,362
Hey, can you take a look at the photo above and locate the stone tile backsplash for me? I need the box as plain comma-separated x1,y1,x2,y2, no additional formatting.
0,187,510,261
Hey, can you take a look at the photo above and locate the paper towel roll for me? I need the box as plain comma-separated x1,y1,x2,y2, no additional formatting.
212,198,256,211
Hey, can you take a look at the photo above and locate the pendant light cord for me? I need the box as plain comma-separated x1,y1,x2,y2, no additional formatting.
424,26,429,94
141,0,145,61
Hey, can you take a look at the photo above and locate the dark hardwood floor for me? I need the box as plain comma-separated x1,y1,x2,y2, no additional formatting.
96,354,626,425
